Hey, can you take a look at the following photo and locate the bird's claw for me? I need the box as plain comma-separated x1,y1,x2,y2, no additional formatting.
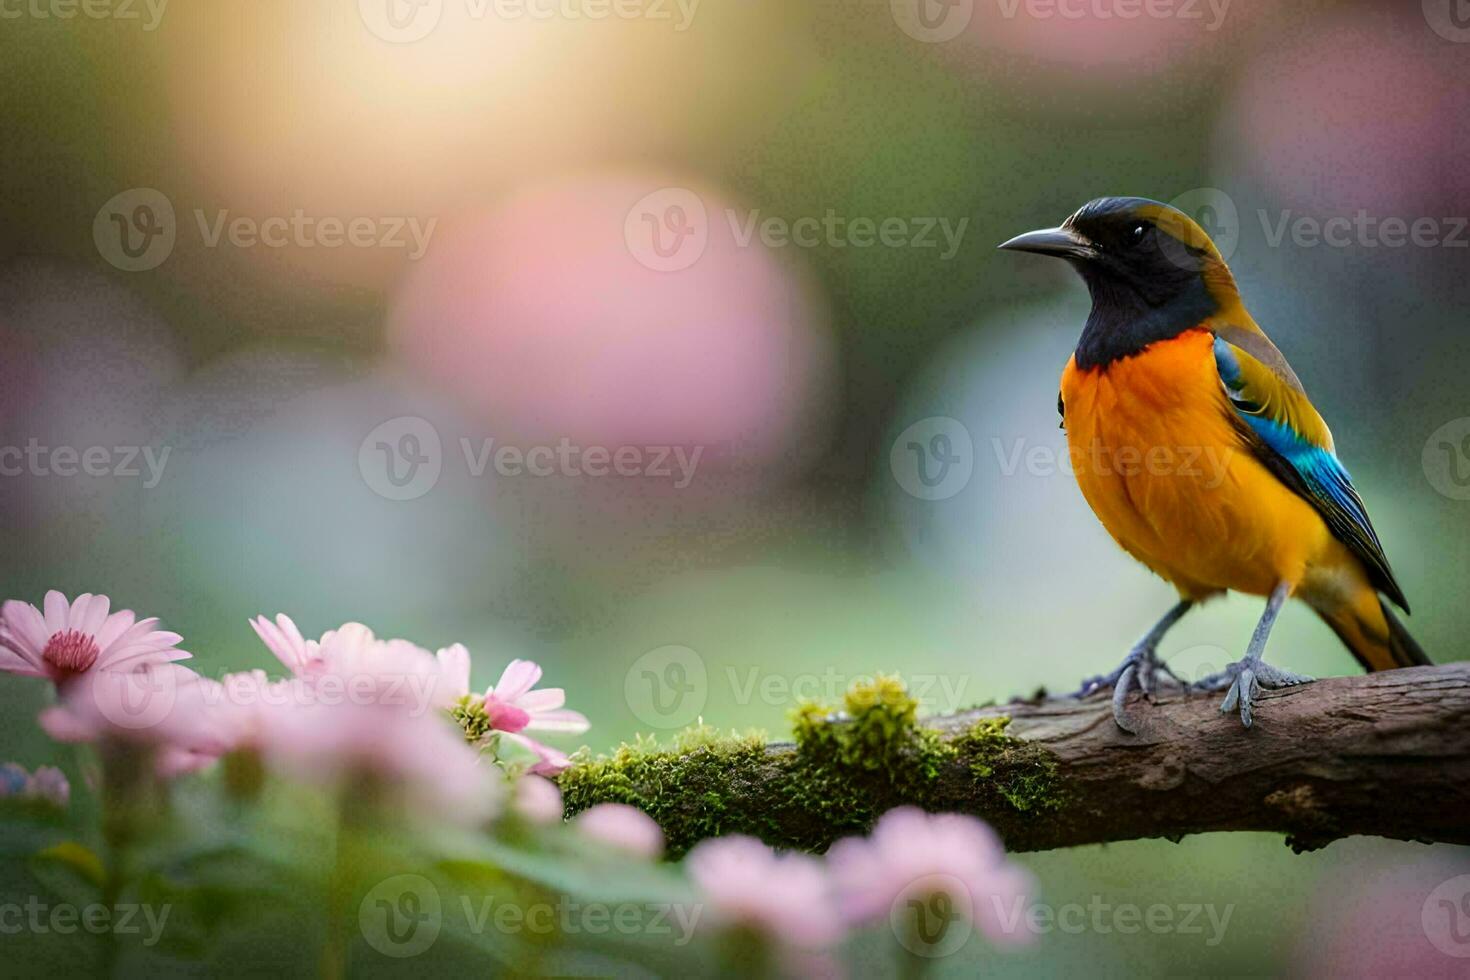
1196,659,1313,728
1073,648,1185,734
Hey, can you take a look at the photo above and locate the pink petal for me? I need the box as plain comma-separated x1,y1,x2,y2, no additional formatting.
517,687,566,713
250,615,302,674
489,659,542,703
102,646,192,671
575,803,665,859
513,775,564,824
485,700,532,733
275,614,307,651
76,594,110,637
108,617,163,653
38,704,95,742
97,625,189,670
502,732,572,774
43,591,69,635
0,647,47,676
523,709,590,734
1,600,47,659
93,609,137,656
68,594,93,635
436,644,472,699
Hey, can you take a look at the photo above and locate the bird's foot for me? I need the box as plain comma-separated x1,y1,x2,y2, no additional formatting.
1193,659,1313,728
1073,647,1185,734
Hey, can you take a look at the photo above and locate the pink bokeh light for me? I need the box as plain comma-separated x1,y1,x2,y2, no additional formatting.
1221,11,1470,214
387,175,835,472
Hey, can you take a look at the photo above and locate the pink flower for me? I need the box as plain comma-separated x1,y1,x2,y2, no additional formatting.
1,591,190,685
479,659,589,775
39,663,239,774
247,613,321,677
513,775,564,825
825,807,1034,947
249,615,465,713
258,700,500,825
685,835,845,952
574,803,665,859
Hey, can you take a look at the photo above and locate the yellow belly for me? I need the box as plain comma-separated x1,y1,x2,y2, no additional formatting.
1060,329,1335,601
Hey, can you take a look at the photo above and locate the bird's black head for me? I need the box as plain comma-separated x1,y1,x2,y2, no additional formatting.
999,197,1238,369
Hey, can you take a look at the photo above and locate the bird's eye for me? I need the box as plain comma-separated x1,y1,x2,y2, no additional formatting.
1127,222,1148,246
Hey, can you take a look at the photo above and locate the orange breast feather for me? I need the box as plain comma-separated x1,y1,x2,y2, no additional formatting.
1059,329,1333,600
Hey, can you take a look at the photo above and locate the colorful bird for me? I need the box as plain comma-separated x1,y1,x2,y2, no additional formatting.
999,197,1428,730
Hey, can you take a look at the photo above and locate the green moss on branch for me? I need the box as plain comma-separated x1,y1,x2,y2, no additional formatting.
558,676,1065,859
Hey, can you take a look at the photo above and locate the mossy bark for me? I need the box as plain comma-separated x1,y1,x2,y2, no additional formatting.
559,663,1470,858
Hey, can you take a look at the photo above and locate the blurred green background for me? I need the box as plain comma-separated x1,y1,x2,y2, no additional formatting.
3,0,1469,975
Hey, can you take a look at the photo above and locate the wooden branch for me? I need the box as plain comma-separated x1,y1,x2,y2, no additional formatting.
938,662,1470,853
560,663,1470,856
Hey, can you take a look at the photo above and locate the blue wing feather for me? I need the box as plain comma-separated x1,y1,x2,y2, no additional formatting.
1213,336,1407,610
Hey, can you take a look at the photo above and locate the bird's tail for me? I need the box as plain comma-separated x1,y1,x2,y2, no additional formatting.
1316,589,1430,672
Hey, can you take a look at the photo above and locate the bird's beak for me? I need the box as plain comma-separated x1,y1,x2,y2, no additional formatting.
997,226,1094,259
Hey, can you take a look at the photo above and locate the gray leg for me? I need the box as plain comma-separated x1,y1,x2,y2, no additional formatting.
1074,600,1192,733
1193,582,1313,728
